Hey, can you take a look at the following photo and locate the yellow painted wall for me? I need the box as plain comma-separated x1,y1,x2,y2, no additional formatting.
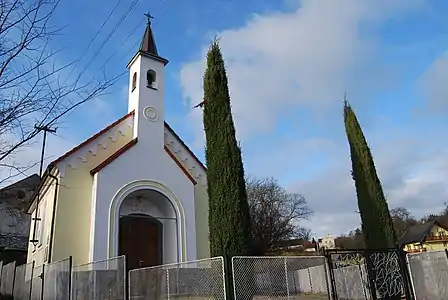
27,175,58,267
428,224,448,236
404,224,448,253
51,126,133,266
194,184,210,259
423,224,448,251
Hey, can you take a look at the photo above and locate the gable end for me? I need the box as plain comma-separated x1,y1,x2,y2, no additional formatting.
90,138,138,175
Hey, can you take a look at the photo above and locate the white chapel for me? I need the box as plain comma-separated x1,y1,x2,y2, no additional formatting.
26,20,210,270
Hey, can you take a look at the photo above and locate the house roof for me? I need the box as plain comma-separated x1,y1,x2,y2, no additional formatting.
399,220,444,246
0,233,29,250
0,174,41,211
0,174,40,195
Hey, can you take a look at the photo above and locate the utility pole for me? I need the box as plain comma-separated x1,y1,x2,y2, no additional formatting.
30,125,57,245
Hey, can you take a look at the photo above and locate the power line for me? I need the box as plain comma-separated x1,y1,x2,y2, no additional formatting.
77,0,140,80
65,0,124,82
99,18,144,70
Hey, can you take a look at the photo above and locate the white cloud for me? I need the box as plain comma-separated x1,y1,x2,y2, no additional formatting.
420,50,448,112
179,0,437,237
180,0,425,144
284,123,448,237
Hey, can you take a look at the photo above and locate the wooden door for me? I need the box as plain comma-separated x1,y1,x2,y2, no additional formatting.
119,215,162,271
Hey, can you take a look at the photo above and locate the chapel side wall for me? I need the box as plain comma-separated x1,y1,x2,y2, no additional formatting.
27,177,57,267
52,170,93,265
51,126,133,266
194,184,210,259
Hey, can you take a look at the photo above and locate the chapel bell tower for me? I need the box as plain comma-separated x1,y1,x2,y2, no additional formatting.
127,13,168,150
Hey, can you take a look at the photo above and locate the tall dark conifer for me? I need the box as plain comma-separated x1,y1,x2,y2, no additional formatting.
343,100,406,298
202,40,252,298
343,100,396,248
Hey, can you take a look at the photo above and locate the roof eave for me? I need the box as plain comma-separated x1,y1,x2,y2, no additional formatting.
26,163,56,214
126,51,169,69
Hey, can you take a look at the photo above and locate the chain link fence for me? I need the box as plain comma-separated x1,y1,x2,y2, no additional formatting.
71,255,126,300
128,257,226,300
231,256,330,300
407,250,448,300
0,260,16,297
12,261,34,300
42,257,72,299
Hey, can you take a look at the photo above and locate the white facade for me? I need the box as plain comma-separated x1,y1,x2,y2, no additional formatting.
90,30,197,264
318,234,335,250
26,22,209,268
90,151,198,263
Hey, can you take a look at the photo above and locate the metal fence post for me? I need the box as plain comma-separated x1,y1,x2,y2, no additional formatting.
11,262,17,297
307,268,312,293
231,257,237,300
405,253,417,299
364,251,377,300
29,261,35,300
40,264,45,300
396,248,414,300
166,268,170,300
0,261,2,294
68,256,73,300
325,252,337,300
283,257,289,298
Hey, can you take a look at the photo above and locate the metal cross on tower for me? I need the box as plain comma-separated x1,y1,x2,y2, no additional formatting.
144,12,154,25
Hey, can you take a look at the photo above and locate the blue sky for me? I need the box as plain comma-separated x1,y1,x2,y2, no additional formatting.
11,0,448,237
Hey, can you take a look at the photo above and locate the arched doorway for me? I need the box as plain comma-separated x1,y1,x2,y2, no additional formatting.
117,189,178,271
119,215,162,270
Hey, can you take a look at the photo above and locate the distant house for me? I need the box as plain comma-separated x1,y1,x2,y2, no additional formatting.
275,238,318,252
399,220,448,253
318,234,335,250
0,174,40,264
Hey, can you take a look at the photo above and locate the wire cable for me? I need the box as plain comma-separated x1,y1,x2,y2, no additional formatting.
77,0,140,80
65,0,124,82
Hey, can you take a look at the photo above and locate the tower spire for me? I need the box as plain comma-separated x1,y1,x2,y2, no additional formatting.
126,13,168,69
140,12,158,56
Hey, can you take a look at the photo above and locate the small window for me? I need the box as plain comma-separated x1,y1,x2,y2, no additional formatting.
147,70,157,89
131,72,137,92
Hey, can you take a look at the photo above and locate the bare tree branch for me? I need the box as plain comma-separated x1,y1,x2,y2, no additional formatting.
0,0,124,182
246,176,313,254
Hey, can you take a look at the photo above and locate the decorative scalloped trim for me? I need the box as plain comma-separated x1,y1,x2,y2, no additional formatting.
58,119,133,177
164,130,207,186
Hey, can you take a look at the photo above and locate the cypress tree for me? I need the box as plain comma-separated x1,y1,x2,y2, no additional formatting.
202,40,252,298
344,100,401,299
343,100,396,249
